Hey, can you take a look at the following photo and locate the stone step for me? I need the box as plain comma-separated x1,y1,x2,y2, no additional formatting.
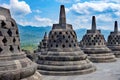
46,51,85,56
0,52,26,61
89,54,116,60
87,53,114,56
37,59,91,66
38,66,96,75
38,63,94,71
90,57,117,63
84,50,112,54
38,54,87,61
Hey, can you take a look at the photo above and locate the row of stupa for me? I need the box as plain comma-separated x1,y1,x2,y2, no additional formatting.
35,5,120,75
0,4,119,79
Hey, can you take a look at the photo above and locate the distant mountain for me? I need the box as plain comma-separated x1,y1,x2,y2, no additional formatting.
18,25,112,51
18,25,51,51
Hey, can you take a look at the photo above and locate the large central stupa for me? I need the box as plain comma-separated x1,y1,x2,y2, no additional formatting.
0,7,41,80
80,16,116,63
36,5,96,75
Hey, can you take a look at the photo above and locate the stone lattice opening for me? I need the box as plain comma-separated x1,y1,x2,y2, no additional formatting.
10,45,14,52
2,37,7,44
16,30,19,35
1,21,6,27
54,32,57,35
74,44,76,47
51,44,53,47
7,29,12,37
0,47,3,53
59,32,62,34
69,44,71,47
18,46,20,51
66,40,68,43
56,45,58,47
0,31,3,36
66,32,68,34
63,35,65,39
13,37,16,43
68,35,70,38
62,44,65,48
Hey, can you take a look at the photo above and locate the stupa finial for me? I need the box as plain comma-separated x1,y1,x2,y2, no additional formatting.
91,16,96,31
114,21,118,33
59,5,66,24
44,32,47,39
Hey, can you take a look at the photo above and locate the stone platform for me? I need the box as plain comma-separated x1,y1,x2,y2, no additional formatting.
42,58,120,80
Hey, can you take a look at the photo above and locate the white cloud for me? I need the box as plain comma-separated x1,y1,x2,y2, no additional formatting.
55,0,71,3
10,0,31,16
33,9,41,14
97,14,113,22
34,16,53,26
65,1,120,30
55,0,82,3
18,16,55,27
0,0,55,27
0,0,31,16
68,2,120,15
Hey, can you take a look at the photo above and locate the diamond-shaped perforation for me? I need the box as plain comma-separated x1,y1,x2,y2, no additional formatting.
1,21,6,27
10,45,14,52
16,30,19,35
2,37,7,44
0,31,3,36
13,37,16,43
0,47,3,53
7,29,12,37
18,46,20,51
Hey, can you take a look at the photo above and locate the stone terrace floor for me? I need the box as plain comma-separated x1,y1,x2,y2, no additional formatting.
41,58,120,80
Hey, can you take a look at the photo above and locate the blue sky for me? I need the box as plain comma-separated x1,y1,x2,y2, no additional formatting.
0,0,120,30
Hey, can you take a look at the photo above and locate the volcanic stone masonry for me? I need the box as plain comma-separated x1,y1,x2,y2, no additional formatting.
36,5,96,75
80,16,116,63
107,21,120,58
0,7,42,80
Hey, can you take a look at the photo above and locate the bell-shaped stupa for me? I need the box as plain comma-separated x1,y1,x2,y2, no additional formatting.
36,5,96,75
35,32,48,53
107,21,120,58
0,7,42,80
80,16,116,63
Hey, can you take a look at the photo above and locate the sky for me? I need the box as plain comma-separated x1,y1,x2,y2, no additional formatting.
0,0,120,30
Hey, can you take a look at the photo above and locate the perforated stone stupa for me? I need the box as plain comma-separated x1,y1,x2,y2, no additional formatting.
35,32,48,53
80,16,116,63
107,21,120,58
36,5,96,75
0,7,41,80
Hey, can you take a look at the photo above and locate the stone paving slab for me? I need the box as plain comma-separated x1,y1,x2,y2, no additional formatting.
42,58,120,80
